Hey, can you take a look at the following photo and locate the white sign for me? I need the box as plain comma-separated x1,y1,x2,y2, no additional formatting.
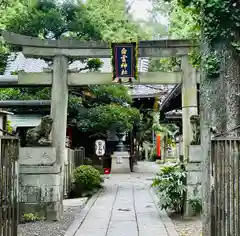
95,139,106,156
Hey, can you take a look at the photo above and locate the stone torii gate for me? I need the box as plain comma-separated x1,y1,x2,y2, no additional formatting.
0,31,199,220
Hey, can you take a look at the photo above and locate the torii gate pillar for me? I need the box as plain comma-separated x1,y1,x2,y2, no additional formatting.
51,56,69,164
181,55,199,216
50,55,69,217
181,55,198,160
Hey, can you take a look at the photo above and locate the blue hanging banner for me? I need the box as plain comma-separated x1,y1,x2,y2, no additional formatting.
111,42,138,82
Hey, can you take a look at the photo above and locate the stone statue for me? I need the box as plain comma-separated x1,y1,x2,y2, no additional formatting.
26,115,53,146
190,115,200,145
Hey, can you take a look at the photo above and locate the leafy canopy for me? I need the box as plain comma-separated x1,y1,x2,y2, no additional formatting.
0,0,144,132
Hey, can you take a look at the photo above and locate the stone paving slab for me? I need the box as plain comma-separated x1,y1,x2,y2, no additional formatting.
107,220,138,236
70,162,179,236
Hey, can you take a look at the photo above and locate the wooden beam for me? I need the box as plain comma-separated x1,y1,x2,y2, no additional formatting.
68,72,182,86
1,30,198,49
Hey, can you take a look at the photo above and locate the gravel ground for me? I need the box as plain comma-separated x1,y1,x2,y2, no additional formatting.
18,198,88,236
168,212,202,236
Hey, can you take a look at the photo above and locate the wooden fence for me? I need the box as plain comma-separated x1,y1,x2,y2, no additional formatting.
63,147,85,198
0,136,19,236
74,147,86,167
211,137,240,236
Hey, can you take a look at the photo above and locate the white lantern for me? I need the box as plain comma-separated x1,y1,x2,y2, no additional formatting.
95,139,106,156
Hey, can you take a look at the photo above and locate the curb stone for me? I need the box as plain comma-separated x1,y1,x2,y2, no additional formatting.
64,190,102,236
150,188,179,236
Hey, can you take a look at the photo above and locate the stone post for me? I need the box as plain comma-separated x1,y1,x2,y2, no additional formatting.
51,56,69,165
181,56,199,216
181,55,198,160
19,56,69,221
51,55,69,215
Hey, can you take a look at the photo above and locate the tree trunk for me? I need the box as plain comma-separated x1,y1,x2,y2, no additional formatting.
224,47,240,136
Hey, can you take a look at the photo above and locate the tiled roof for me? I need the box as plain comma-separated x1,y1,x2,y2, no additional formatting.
165,109,182,115
130,84,174,97
4,52,149,75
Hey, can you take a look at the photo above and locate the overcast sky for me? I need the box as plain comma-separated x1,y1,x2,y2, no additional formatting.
129,0,168,24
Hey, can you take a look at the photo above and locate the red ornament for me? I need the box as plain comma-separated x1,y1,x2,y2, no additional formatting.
104,168,111,175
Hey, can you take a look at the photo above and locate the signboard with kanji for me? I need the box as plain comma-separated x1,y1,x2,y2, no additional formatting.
111,42,137,82
95,139,106,156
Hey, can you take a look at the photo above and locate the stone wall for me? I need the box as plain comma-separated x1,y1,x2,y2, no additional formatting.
19,147,75,221
185,145,202,216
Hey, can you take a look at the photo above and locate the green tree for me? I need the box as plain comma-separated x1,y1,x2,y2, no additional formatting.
77,104,140,133
0,0,144,133
148,0,200,72
85,0,148,41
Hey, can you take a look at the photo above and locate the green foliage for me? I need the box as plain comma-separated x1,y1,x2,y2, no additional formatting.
20,213,43,223
152,164,186,212
171,0,240,72
202,51,220,78
0,0,145,133
6,120,12,133
4,0,101,40
149,148,157,162
152,123,179,137
0,88,51,100
148,57,181,72
188,48,201,69
71,165,104,197
93,165,104,175
86,0,148,41
188,197,202,215
0,38,9,75
149,0,200,72
153,0,240,79
178,0,240,44
167,0,200,40
88,85,132,105
231,42,240,53
78,104,140,133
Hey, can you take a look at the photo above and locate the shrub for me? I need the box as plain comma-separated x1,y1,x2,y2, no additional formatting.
152,163,186,212
71,165,103,197
93,165,104,175
20,213,43,223
189,197,202,215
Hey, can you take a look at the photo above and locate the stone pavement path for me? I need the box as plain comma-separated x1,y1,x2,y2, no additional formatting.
72,162,178,236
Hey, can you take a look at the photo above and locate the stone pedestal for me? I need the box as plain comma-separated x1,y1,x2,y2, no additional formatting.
185,145,202,216
111,151,130,174
19,147,63,221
